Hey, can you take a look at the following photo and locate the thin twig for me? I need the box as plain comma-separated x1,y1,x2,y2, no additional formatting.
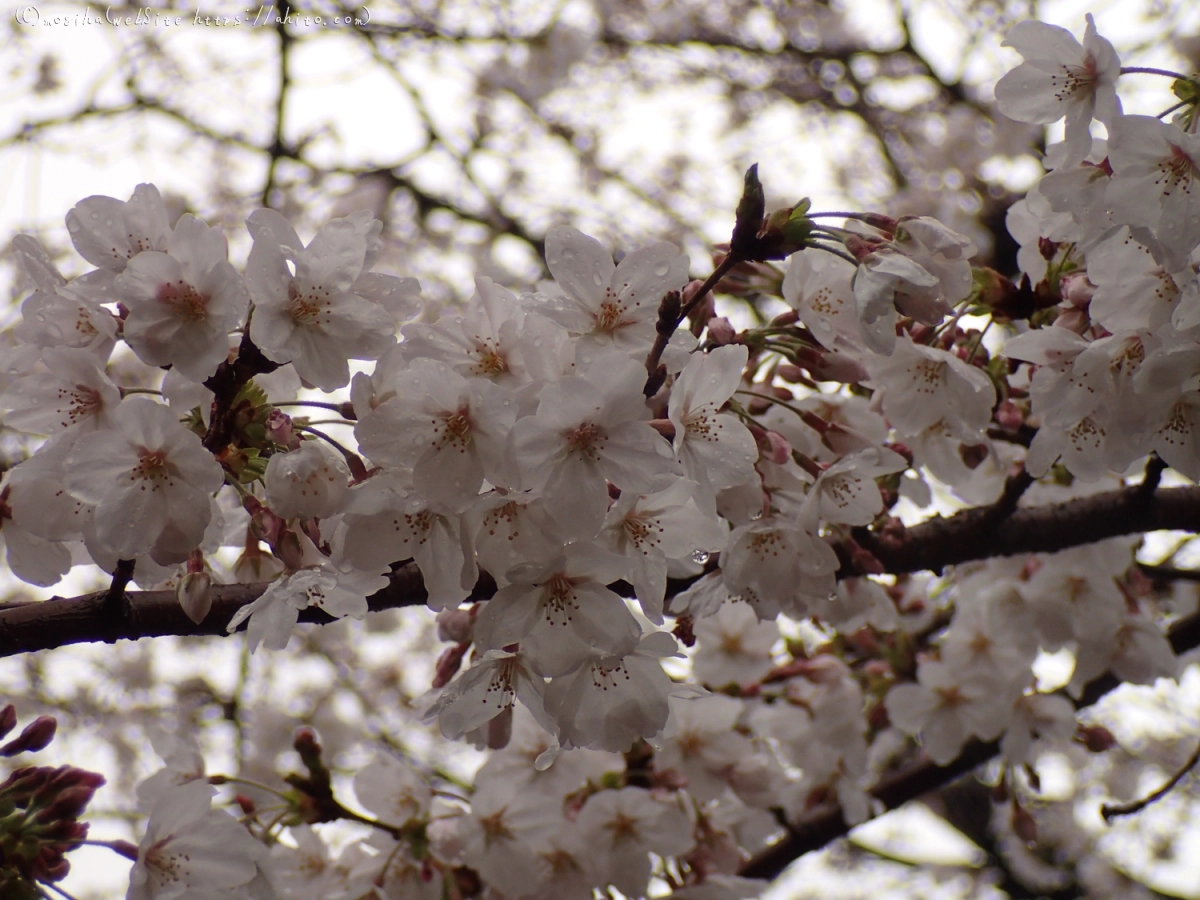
1101,740,1200,822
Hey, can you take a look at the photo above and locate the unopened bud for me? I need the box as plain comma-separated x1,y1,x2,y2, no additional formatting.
770,309,800,327
706,316,737,345
246,502,284,547
1060,272,1096,309
110,839,140,861
1076,724,1117,752
276,530,305,571
436,608,475,644
748,425,790,465
0,716,56,757
800,346,870,383
177,572,213,625
432,642,470,690
776,363,807,383
235,794,257,815
265,408,296,446
0,705,16,740
995,400,1024,432
34,783,99,823
1011,803,1038,844
1054,306,1089,333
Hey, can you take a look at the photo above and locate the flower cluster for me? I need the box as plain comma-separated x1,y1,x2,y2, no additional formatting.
1,12,1198,897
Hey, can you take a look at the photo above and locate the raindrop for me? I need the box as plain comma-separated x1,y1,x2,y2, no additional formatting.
690,550,710,565
592,273,604,286
654,263,670,276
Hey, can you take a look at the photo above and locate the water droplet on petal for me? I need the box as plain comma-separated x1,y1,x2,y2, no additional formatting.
690,549,710,564
654,263,670,277
592,273,604,286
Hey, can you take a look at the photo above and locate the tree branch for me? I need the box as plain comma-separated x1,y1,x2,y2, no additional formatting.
3,485,1200,658
0,565,494,658
844,483,1200,578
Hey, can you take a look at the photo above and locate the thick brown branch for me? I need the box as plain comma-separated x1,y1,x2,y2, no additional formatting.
844,483,1200,578
0,565,494,658
4,486,1200,657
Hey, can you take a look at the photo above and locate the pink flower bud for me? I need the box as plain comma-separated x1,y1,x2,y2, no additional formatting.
276,530,305,571
706,317,737,345
431,642,469,690
34,783,99,823
176,572,213,625
1060,272,1095,308
1054,306,1089,333
800,346,870,383
436,608,474,644
110,839,140,861
681,279,707,308
265,408,296,446
776,363,807,383
995,400,1025,431
1076,724,1117,752
0,716,57,757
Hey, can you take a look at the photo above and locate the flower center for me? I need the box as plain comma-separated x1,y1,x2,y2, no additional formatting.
156,280,209,322
1156,144,1199,195
566,422,605,460
1049,58,1098,102
472,339,509,377
58,384,102,427
287,282,332,327
132,448,173,487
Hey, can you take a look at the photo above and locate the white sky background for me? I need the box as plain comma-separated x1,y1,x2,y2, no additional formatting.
3,0,1200,897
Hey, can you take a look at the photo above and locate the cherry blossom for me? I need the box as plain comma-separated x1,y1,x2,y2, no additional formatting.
473,543,641,676
692,599,780,686
65,182,171,277
994,14,1121,166
245,209,400,390
225,567,376,651
1103,116,1200,266
10,235,118,359
885,659,1012,765
851,218,977,356
575,786,695,898
667,344,760,505
544,632,682,752
538,225,690,357
127,781,269,899
263,440,351,521
425,648,550,743
114,214,250,382
353,357,517,509
508,352,680,540
598,480,728,622
0,347,120,437
63,398,224,564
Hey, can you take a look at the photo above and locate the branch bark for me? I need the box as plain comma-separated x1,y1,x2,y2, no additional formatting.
0,565,494,658
3,484,1200,658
